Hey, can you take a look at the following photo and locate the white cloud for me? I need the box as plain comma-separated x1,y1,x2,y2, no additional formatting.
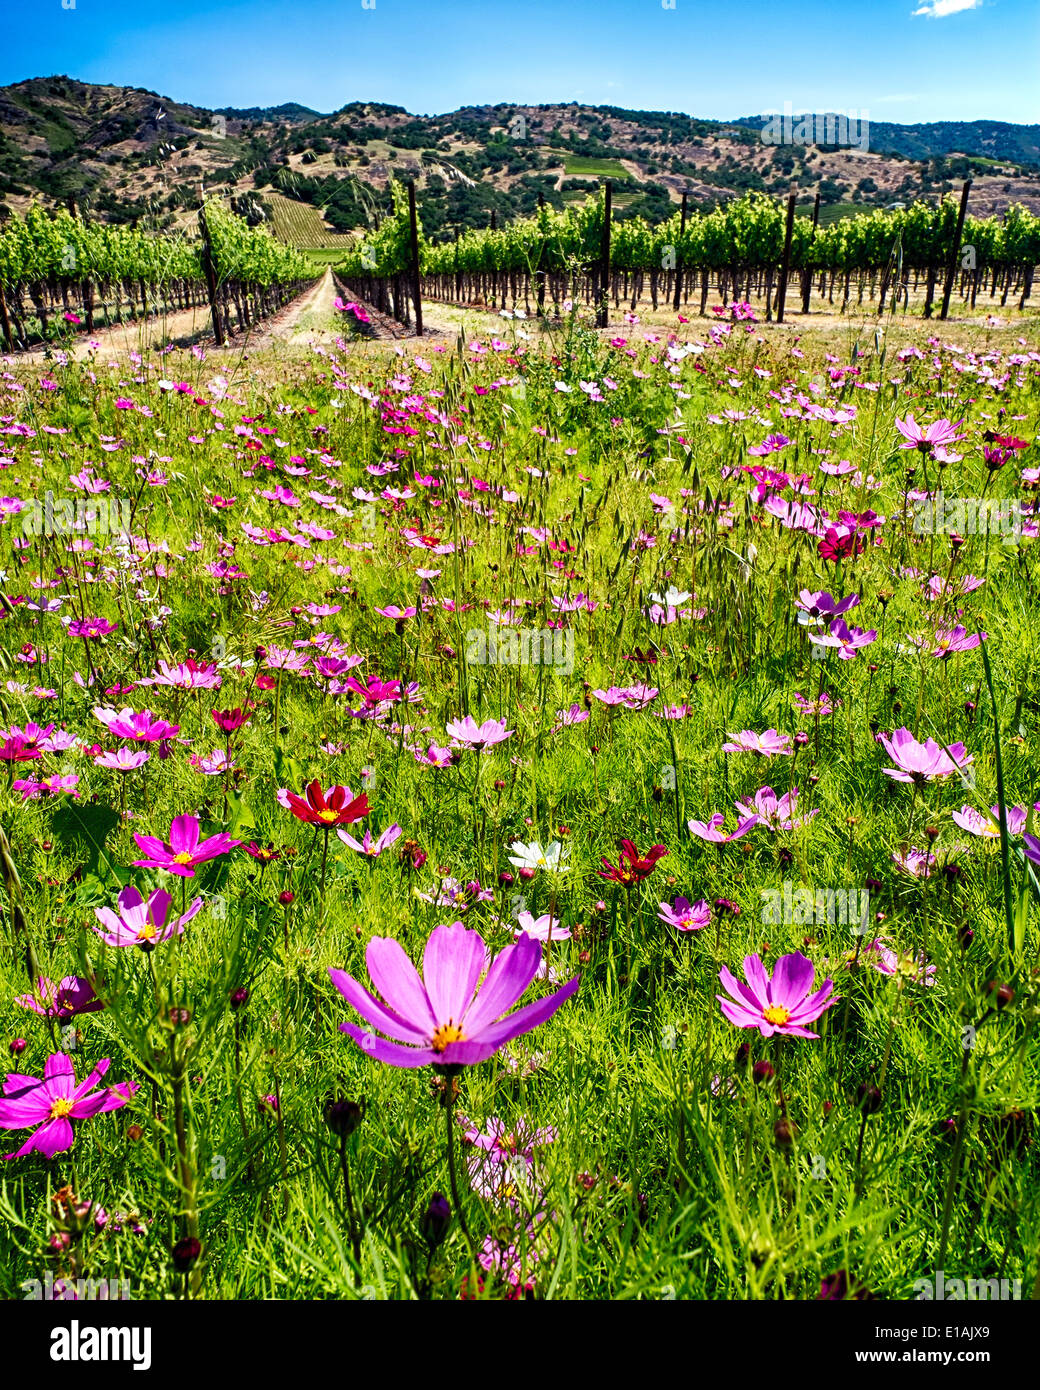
912,0,983,17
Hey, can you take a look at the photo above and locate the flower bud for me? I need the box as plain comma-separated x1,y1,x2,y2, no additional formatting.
420,1192,452,1249
171,1235,202,1272
324,1096,366,1137
856,1082,883,1115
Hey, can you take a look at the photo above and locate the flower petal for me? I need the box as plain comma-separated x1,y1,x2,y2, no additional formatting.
422,922,486,1025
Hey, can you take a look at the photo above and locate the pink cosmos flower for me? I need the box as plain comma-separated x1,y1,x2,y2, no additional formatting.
929,627,987,659
717,952,837,1039
514,911,570,943
721,729,793,757
418,878,494,910
330,921,579,1068
952,804,1029,839
68,617,118,640
138,659,222,690
462,1114,555,1204
445,716,514,750
687,812,759,843
591,684,659,711
549,704,590,733
733,786,818,831
132,814,241,877
93,885,203,949
414,743,454,767
892,847,936,877
337,823,403,857
863,938,936,987
879,728,973,783
94,747,150,772
375,605,418,621
0,1054,137,1160
658,896,711,932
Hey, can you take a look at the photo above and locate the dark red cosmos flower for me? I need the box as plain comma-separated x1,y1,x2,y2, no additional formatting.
818,527,867,564
281,780,370,827
597,839,669,887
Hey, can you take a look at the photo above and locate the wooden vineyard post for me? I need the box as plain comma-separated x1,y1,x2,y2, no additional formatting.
801,192,820,314
940,180,972,322
0,283,13,351
197,205,225,346
407,181,423,337
536,192,546,317
490,209,497,309
597,180,612,329
776,192,797,324
673,189,688,312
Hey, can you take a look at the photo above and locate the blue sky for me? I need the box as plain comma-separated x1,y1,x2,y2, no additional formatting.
2,0,1036,124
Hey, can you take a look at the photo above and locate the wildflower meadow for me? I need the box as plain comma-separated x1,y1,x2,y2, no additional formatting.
0,289,1038,1323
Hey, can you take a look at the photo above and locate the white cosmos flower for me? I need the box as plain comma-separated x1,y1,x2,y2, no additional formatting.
649,585,691,609
507,840,570,875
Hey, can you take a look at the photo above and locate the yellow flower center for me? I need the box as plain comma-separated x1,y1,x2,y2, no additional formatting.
138,922,157,941
50,1097,75,1120
317,809,339,823
171,851,194,865
762,1005,791,1026
431,1022,467,1053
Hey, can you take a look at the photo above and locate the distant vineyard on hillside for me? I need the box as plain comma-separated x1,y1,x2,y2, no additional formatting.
263,192,358,250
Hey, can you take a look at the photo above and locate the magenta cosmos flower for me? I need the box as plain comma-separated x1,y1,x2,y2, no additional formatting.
879,728,973,784
330,921,578,1068
894,414,964,457
132,814,241,877
717,952,837,1039
16,976,102,1021
0,1054,137,1160
94,707,180,742
93,884,203,949
1023,834,1040,869
658,896,710,932
808,619,877,660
